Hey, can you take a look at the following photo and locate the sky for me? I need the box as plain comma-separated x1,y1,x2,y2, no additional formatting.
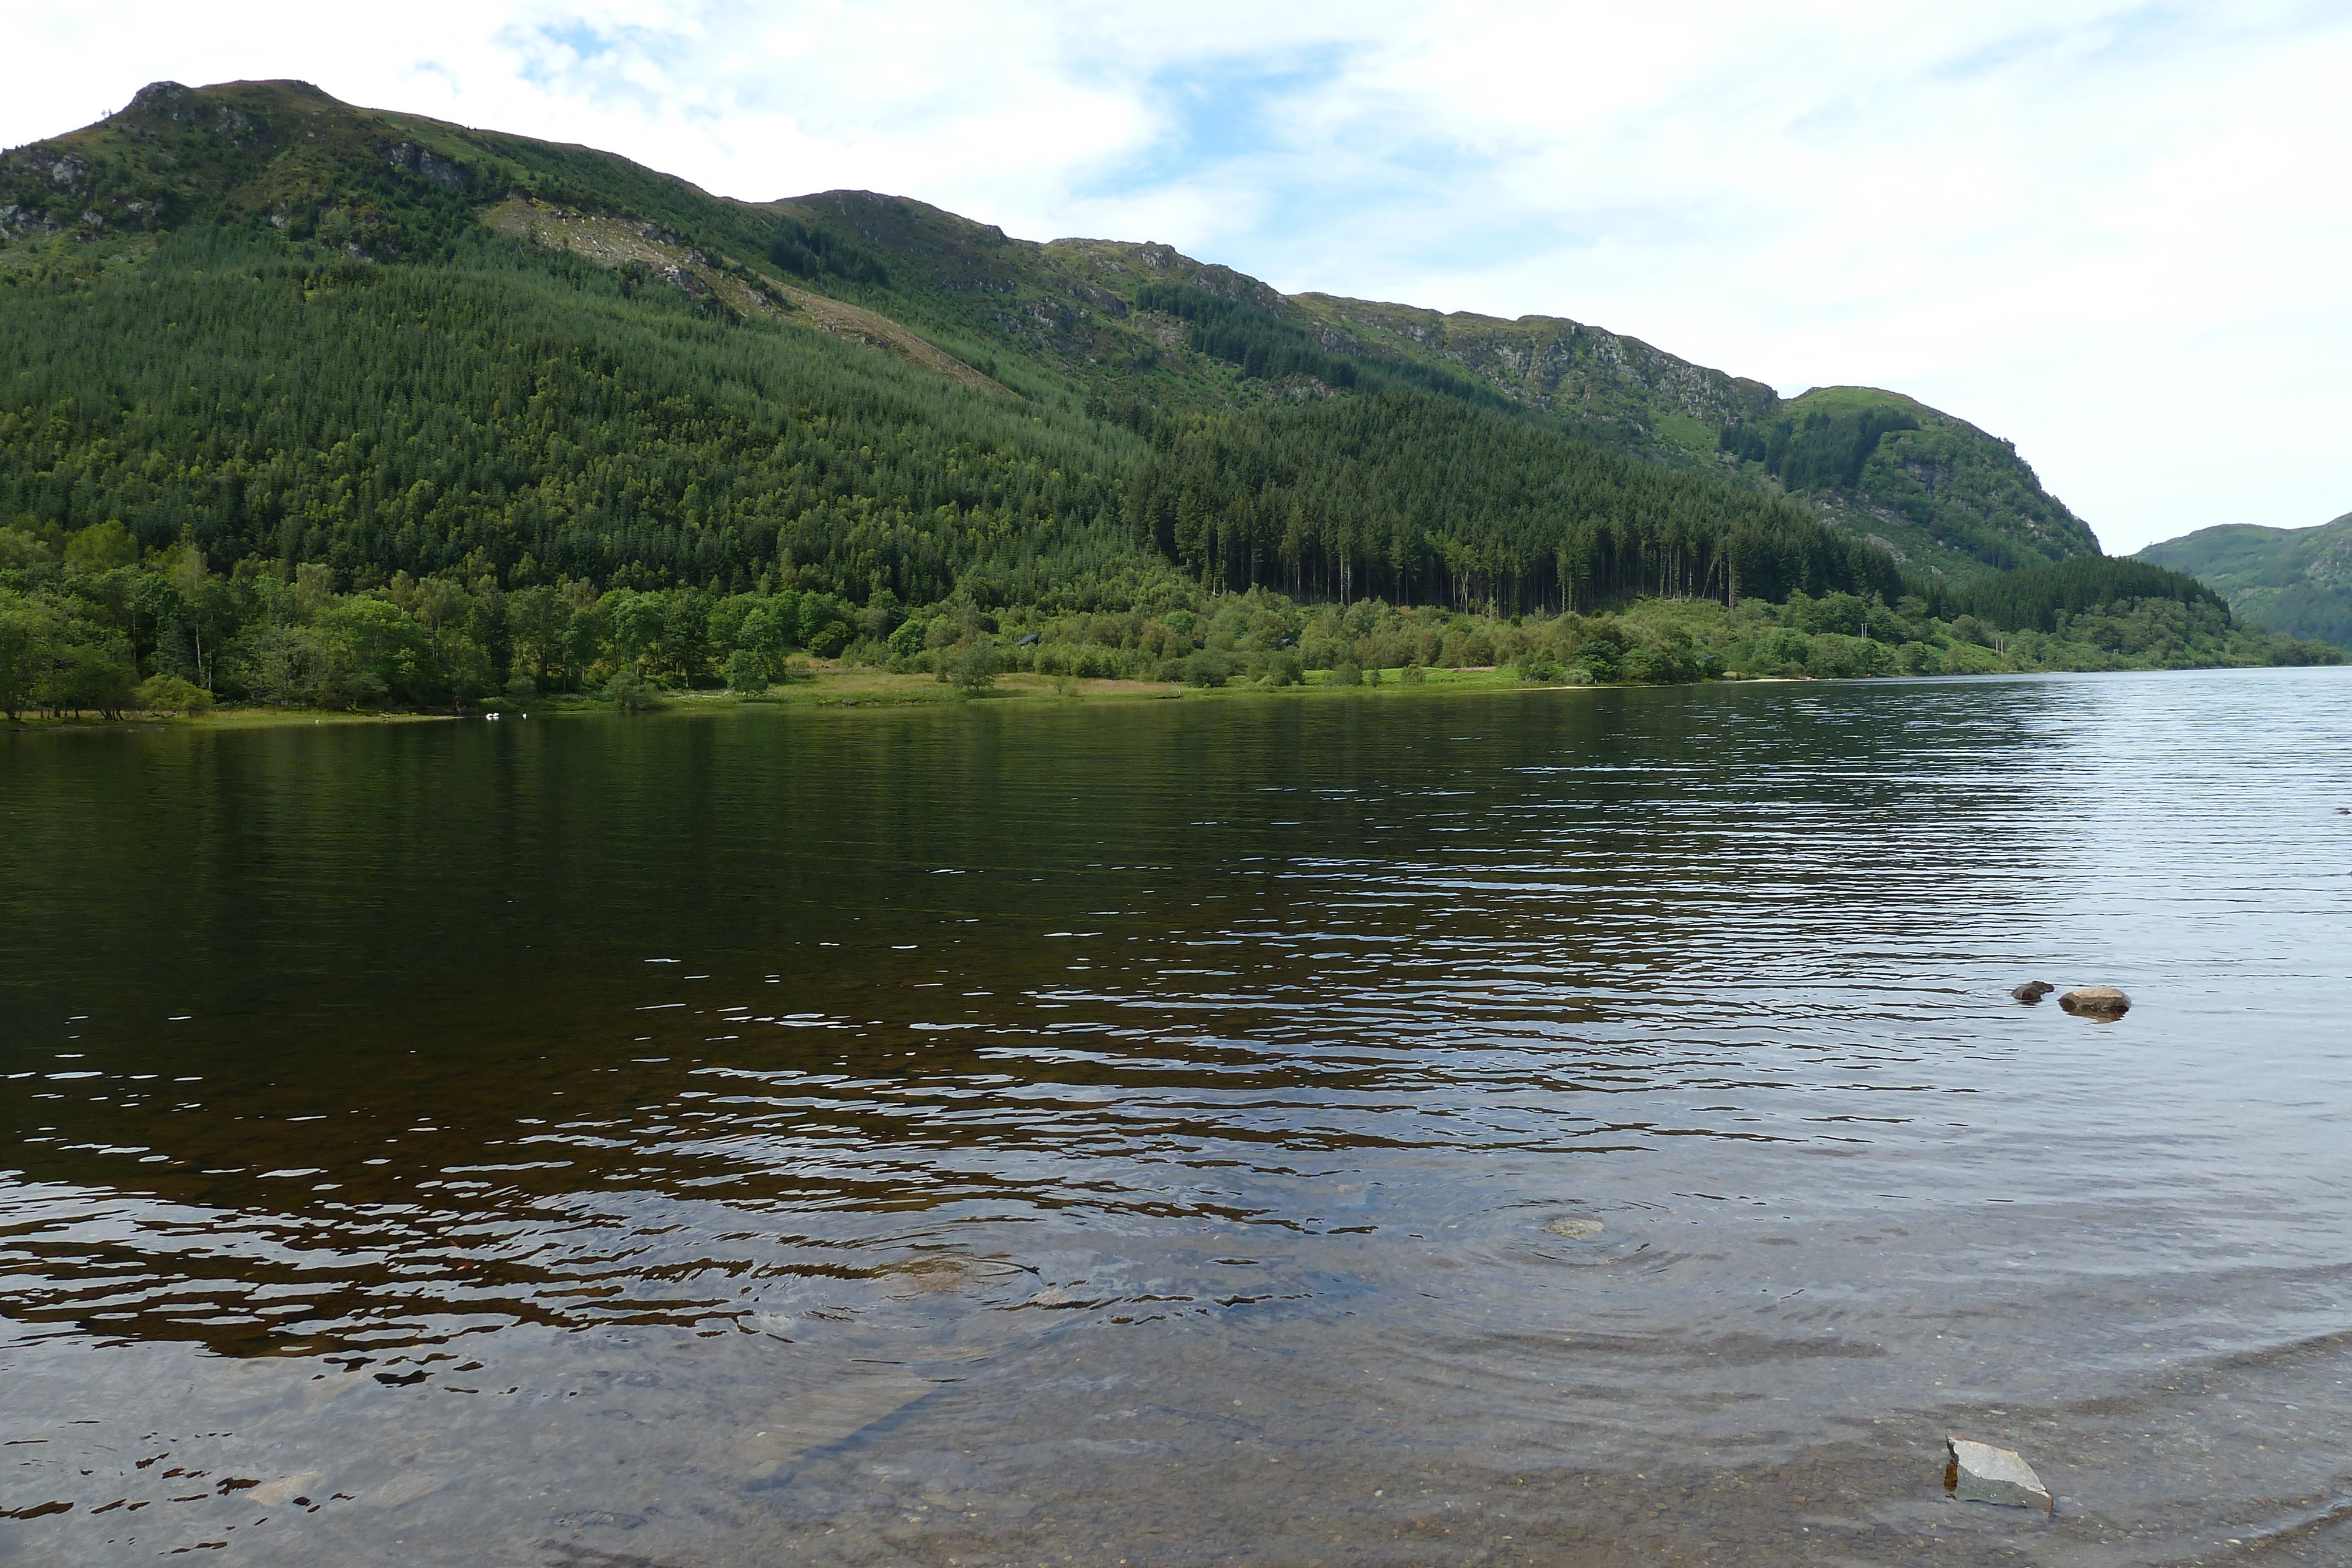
8,1,2349,553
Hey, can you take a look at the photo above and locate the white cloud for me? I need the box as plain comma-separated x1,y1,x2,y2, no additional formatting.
6,1,2349,550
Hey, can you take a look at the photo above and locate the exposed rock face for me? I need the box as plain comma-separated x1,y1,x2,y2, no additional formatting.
125,81,264,145
2059,987,2130,1018
1946,1435,2053,1512
2011,980,2054,1002
385,142,472,191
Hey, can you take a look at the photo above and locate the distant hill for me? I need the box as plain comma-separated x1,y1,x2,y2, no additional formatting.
2136,514,2352,647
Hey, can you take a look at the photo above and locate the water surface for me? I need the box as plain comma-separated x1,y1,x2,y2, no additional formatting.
5,669,2351,1566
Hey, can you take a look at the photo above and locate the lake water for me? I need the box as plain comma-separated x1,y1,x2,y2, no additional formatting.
5,668,2350,1567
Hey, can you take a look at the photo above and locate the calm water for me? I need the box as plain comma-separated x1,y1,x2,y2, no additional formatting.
5,670,2350,1567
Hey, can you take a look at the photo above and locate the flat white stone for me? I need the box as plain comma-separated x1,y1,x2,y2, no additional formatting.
1947,1435,2053,1512
246,1472,321,1508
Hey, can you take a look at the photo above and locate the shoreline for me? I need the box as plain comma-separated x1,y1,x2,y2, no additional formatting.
6,660,2331,734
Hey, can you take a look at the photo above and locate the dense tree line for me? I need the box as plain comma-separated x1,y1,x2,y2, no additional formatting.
5,538,2331,723
1922,554,2224,633
1133,282,1507,408
2,228,1917,633
1125,392,1905,613
764,217,890,287
0,229,1142,603
1718,405,1923,492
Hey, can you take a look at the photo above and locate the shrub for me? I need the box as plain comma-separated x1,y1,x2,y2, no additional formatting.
948,641,1001,692
726,648,770,693
135,673,213,713
1180,648,1232,688
1326,660,1362,687
604,666,666,713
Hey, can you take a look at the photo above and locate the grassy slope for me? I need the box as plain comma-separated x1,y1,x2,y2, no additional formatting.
1780,387,2101,577
2136,513,2352,647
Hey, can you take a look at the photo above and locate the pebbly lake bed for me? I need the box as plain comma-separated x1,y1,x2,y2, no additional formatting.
4,666,2350,1566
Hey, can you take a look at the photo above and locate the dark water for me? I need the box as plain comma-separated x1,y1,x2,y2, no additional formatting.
5,669,2350,1567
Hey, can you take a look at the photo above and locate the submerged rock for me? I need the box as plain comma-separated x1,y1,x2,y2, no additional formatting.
2059,986,2131,1018
1946,1435,2054,1513
2010,981,2054,1003
1544,1217,1605,1239
246,1472,322,1508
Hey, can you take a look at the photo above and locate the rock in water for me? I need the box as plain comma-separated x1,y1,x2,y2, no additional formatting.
1946,1435,2054,1513
2010,981,2054,1002
2059,986,2130,1018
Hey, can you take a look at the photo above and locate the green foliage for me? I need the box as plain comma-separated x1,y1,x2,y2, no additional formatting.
766,218,888,287
0,579,136,718
4,76,2314,721
724,647,769,693
1129,392,1903,611
1925,555,2224,633
1174,648,1230,687
2136,513,2352,648
1719,388,2100,576
603,665,665,712
135,671,212,712
4,77,2108,609
1134,282,1505,407
0,229,1141,603
946,641,1001,692
65,521,139,574
1719,403,1920,492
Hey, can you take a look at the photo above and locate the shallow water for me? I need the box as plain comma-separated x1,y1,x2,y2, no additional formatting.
4,668,2350,1567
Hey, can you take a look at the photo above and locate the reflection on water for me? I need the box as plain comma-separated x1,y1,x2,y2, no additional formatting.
5,669,2351,1565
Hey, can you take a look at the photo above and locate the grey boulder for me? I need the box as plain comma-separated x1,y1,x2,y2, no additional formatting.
1946,1435,2053,1513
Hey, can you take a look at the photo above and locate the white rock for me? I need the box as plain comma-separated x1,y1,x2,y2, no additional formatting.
1947,1435,2053,1512
366,1472,446,1509
247,1472,320,1507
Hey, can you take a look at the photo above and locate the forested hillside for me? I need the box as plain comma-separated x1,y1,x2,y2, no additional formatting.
2,78,2327,719
2136,513,2352,648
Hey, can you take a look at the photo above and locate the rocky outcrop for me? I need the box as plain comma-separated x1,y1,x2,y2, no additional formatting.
385,142,472,192
2058,986,2130,1018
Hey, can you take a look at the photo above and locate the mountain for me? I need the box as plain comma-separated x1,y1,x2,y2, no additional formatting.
7,78,2324,718
3,78,2094,590
2136,513,2352,647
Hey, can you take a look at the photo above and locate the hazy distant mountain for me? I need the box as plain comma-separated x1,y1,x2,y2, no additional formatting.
2136,513,2352,647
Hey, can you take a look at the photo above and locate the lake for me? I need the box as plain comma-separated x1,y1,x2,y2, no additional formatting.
5,668,2350,1566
